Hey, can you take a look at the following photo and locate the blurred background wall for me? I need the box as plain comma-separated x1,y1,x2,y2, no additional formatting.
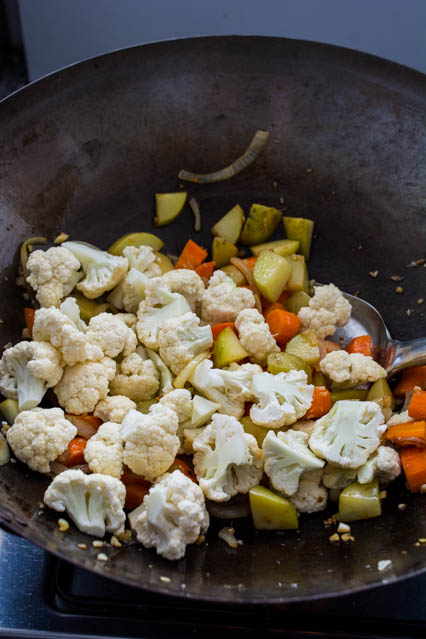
13,0,426,81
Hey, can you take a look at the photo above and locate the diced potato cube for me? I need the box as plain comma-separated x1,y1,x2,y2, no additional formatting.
108,232,164,255
253,250,292,303
283,216,314,260
240,204,282,246
250,239,299,257
339,480,382,522
285,330,320,365
213,327,248,368
211,205,245,244
249,485,299,530
212,237,239,268
154,192,187,227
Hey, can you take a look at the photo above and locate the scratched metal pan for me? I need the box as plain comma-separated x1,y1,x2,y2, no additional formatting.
0,37,425,603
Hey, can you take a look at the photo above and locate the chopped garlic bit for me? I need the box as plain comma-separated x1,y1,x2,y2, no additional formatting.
395,286,404,294
419,538,426,544
160,576,171,583
57,518,69,532
341,533,355,543
77,543,87,550
337,523,351,534
378,559,392,572
92,540,104,548
117,529,132,544
398,503,407,511
369,271,379,278
380,490,387,499
417,298,424,305
324,514,338,527
390,275,403,282
218,526,242,549
97,553,108,562
329,533,340,543
110,535,122,548
407,258,425,268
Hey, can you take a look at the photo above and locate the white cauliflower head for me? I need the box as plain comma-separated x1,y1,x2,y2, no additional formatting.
26,246,82,308
107,246,162,313
193,413,263,502
121,406,179,481
235,308,279,364
160,269,205,312
6,407,76,473
33,307,103,366
133,469,209,561
136,281,192,349
94,395,136,424
59,297,87,332
201,271,255,324
298,283,351,339
189,359,262,419
262,429,324,496
250,370,314,428
114,312,137,330
290,468,328,513
62,241,128,299
158,312,213,374
0,340,63,410
319,350,386,387
357,445,401,486
110,349,160,402
145,349,174,395
54,357,116,414
84,421,123,478
159,389,193,424
308,400,386,468
86,313,137,358
43,469,126,537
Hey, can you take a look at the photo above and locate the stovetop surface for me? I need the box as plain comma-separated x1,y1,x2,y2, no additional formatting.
1,528,426,639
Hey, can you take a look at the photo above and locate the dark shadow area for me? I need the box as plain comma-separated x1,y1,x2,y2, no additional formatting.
0,0,27,99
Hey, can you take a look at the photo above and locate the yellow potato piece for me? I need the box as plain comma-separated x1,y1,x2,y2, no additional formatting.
249,485,299,530
339,480,382,522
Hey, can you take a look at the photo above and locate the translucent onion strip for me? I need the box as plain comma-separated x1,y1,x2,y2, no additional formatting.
189,197,201,232
230,257,262,313
178,130,270,184
20,236,47,278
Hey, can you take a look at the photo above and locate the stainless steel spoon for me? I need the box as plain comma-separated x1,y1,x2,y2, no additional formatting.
332,293,426,376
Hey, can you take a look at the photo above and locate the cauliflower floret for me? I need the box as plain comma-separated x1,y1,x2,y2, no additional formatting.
250,370,314,428
43,469,125,537
114,312,137,330
133,470,209,560
0,340,63,410
145,349,173,394
193,413,263,502
54,357,116,414
136,281,192,349
159,389,193,423
84,421,123,478
357,445,401,486
121,406,179,481
26,247,82,308
86,313,137,358
158,312,213,374
262,429,324,496
160,269,205,312
189,359,262,418
291,468,328,513
319,350,386,386
59,297,87,332
6,407,76,473
309,400,386,469
33,307,103,366
107,246,162,313
94,395,136,423
201,271,255,324
386,410,414,427
298,283,351,339
110,348,160,402
62,241,128,299
235,308,279,364
322,464,357,489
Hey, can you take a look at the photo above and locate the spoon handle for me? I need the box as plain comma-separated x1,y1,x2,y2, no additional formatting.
387,338,426,376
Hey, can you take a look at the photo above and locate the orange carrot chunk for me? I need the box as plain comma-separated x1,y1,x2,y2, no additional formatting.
175,239,208,270
394,366,426,397
306,386,332,419
345,335,372,356
265,308,301,346
168,458,197,482
56,437,87,467
195,261,215,279
24,308,35,336
124,482,152,510
263,302,285,317
385,420,426,447
120,467,149,486
211,322,237,340
408,391,426,420
400,446,426,492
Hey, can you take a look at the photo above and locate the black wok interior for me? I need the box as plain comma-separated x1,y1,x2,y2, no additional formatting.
0,37,425,603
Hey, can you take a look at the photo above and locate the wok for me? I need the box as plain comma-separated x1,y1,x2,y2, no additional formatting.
0,37,425,603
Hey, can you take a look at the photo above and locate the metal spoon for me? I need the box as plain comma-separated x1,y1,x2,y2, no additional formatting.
332,293,426,376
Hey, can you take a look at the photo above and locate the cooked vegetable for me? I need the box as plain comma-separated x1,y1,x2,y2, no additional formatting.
249,485,299,530
230,257,262,313
240,204,282,246
394,366,426,397
72,293,110,322
385,420,426,447
345,335,372,356
367,378,395,412
107,232,164,255
253,250,292,303
213,326,248,368
267,352,312,381
189,395,220,429
285,291,311,315
211,205,245,244
330,389,369,403
56,436,87,467
400,447,426,492
20,236,47,278
250,238,299,257
283,216,314,260
312,371,329,387
189,197,201,232
211,237,239,268
219,264,246,286
338,479,382,522
125,482,151,511
154,192,187,227
306,386,332,419
195,261,215,280
136,399,158,414
173,350,211,389
0,431,10,466
286,254,309,294
0,399,19,425
178,130,269,183
241,415,270,447
24,308,35,336
408,391,426,419
154,252,174,274
211,322,237,340
175,239,208,270
264,308,301,346
285,330,321,366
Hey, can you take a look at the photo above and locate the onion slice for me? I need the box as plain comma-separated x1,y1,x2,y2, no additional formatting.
189,197,201,232
230,257,262,313
20,236,47,279
178,130,270,184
